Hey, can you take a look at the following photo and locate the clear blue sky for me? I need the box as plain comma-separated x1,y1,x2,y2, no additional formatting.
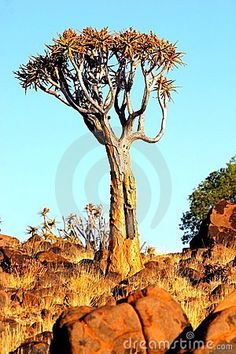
0,0,235,252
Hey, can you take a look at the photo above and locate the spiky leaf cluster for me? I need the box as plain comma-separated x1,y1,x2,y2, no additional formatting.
16,27,183,103
16,27,184,144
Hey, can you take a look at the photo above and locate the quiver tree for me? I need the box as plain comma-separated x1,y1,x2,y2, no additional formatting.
16,27,184,277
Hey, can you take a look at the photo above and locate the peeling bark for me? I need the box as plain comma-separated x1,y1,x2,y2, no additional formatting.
105,143,143,277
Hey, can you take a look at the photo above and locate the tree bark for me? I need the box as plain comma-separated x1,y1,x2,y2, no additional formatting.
105,142,143,277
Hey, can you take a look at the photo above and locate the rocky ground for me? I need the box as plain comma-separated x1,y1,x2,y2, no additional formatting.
0,200,236,353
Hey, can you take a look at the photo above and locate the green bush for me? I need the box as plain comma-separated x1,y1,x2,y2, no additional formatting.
180,156,236,244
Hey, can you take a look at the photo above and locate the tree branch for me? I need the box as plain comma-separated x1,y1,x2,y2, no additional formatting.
125,90,133,116
99,115,118,144
104,68,116,113
123,61,139,118
131,88,168,143
114,88,127,127
55,67,93,114
125,63,166,133
69,57,105,114
82,113,106,145
38,84,70,106
43,72,61,90
127,60,138,90
126,63,152,128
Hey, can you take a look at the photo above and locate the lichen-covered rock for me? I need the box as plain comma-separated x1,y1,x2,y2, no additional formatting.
179,290,236,354
50,304,145,353
50,286,191,354
125,286,192,353
190,200,236,249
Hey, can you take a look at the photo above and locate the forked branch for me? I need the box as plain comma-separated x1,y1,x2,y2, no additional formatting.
15,27,184,146
131,84,168,143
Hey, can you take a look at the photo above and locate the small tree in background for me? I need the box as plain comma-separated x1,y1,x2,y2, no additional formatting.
180,156,236,244
59,204,109,251
27,207,57,241
16,27,184,276
27,204,109,251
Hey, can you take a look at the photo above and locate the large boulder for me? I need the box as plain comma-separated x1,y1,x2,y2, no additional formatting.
22,235,52,255
36,250,77,270
190,200,236,250
36,250,69,264
51,240,94,263
50,286,191,354
0,234,20,248
177,290,236,354
10,331,52,354
213,290,236,313
0,247,41,274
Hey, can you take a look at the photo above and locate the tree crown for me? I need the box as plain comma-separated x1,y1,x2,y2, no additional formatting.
16,27,184,144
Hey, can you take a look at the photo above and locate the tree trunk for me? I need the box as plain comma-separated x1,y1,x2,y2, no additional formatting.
105,143,143,277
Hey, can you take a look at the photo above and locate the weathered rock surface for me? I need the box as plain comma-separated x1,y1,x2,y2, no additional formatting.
210,283,236,302
0,289,9,308
0,234,20,248
50,286,191,354
190,200,236,249
22,235,52,255
176,291,236,354
214,290,236,313
0,246,41,274
36,250,69,265
191,291,236,353
10,331,52,354
52,240,93,262
11,342,49,354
